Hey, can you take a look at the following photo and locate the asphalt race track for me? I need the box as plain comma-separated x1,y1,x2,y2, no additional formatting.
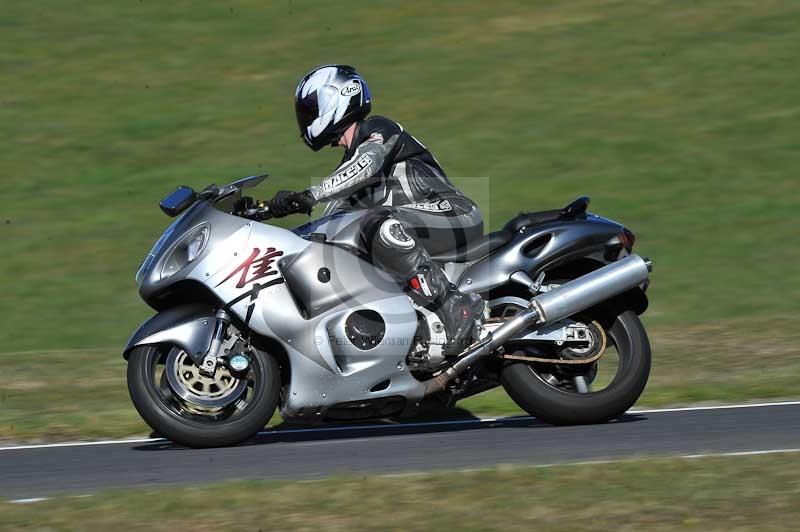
2,402,799,500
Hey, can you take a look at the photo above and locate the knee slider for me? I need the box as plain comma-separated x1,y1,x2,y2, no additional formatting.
378,218,416,251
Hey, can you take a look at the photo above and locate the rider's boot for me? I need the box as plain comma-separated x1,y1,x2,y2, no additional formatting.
407,264,485,357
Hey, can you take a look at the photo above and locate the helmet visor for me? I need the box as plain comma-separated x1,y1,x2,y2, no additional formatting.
295,90,319,141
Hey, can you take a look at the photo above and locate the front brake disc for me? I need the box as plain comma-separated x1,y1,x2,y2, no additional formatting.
165,349,248,408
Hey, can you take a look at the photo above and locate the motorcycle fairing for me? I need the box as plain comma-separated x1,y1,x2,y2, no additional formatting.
171,213,425,419
239,222,424,419
292,210,369,252
456,215,625,293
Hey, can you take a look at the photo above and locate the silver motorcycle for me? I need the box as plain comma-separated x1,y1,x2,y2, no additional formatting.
125,174,652,448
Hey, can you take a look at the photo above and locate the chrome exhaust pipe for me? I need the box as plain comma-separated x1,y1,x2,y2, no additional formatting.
424,254,651,395
531,253,651,325
424,305,541,394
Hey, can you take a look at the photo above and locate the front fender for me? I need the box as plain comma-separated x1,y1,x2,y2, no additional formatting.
123,304,216,362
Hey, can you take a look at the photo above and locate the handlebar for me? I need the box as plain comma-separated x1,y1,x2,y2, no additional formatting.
234,193,309,221
240,205,273,221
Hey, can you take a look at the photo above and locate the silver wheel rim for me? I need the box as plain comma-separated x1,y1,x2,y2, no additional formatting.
165,350,248,408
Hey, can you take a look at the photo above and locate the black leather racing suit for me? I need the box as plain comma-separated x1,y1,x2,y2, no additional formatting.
307,115,485,354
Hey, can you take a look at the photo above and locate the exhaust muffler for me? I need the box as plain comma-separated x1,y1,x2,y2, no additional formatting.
424,254,651,394
531,253,651,325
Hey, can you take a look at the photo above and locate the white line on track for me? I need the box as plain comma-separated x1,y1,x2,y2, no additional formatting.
632,400,800,414
379,448,800,479
452,447,800,475
6,494,94,505
7,497,49,504
681,448,800,459
0,436,165,451
1,400,798,452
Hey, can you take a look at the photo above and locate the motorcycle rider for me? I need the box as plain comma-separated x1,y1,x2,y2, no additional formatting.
266,65,485,355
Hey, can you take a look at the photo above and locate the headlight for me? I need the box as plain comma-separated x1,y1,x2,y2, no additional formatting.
186,226,209,262
160,224,210,280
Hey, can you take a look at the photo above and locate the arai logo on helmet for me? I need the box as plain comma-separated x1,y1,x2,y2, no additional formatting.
340,82,361,97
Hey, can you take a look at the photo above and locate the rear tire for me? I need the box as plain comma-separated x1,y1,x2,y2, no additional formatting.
127,345,280,448
501,310,650,425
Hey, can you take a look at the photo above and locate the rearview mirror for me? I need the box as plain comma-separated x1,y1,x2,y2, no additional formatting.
160,186,197,217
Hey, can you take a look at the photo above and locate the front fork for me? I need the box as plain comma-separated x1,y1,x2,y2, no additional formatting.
199,308,230,375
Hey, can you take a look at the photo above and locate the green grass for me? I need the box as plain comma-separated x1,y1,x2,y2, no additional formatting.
1,0,799,440
4,454,800,530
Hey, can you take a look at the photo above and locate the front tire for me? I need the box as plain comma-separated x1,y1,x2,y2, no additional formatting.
127,345,280,448
501,310,650,425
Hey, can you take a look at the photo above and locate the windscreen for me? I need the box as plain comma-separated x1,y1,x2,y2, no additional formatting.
224,173,268,191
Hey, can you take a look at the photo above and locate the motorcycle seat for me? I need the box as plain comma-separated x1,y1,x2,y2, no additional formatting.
430,197,590,263
503,196,591,233
503,209,563,233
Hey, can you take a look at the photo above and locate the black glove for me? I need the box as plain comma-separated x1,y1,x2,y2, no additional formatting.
268,190,316,218
292,190,317,215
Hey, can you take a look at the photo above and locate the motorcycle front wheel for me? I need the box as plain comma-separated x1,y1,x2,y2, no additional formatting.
500,309,650,425
127,344,280,448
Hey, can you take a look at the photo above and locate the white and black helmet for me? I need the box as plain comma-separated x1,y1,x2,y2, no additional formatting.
294,65,372,151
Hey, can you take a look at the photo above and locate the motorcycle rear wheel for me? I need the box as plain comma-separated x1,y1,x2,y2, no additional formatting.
127,345,280,448
500,309,650,425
